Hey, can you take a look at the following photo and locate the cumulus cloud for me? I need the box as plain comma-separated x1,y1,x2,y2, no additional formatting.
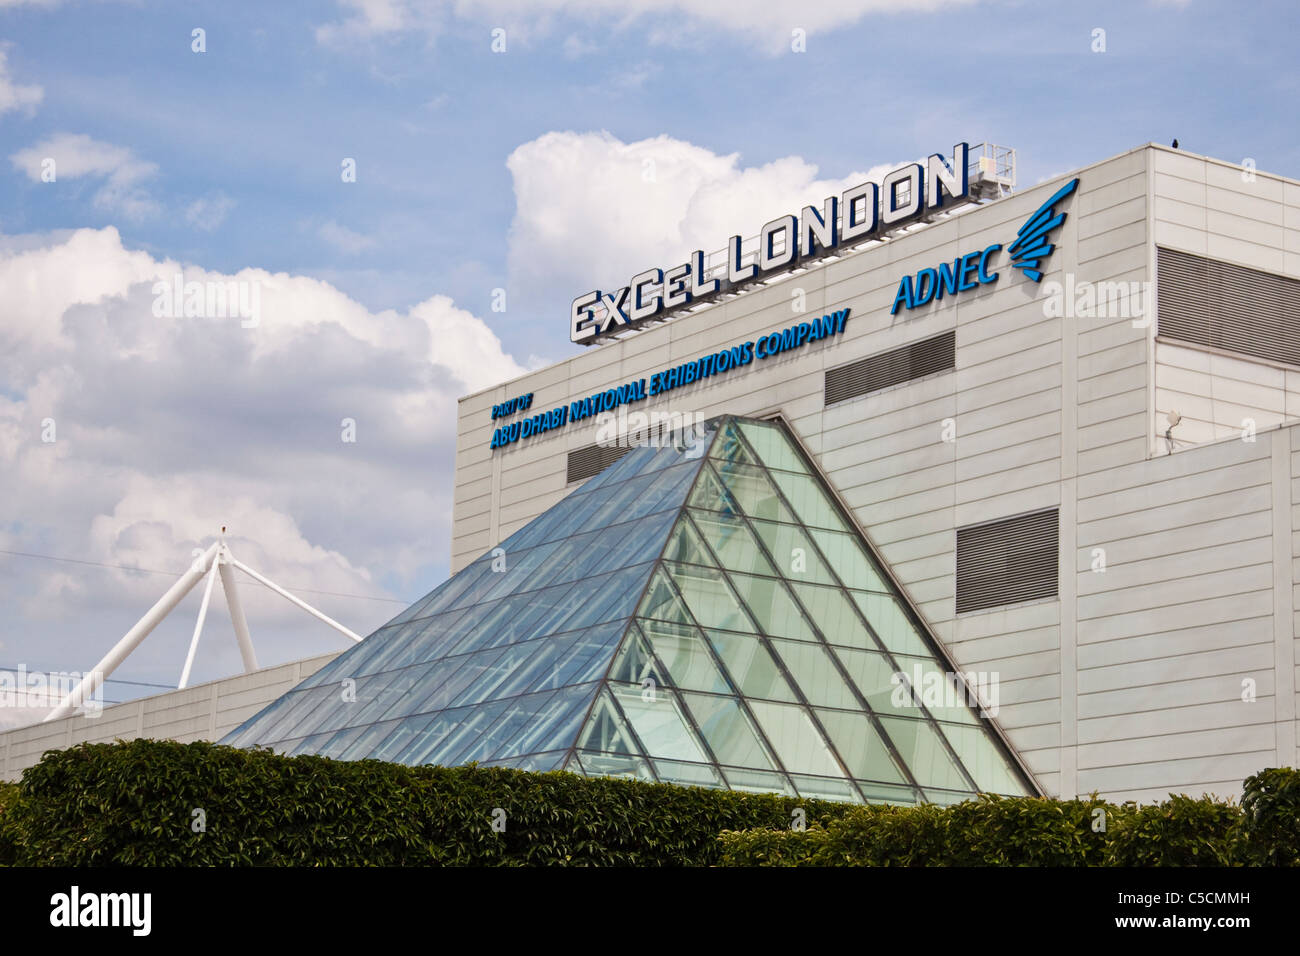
318,219,377,254
0,48,42,116
10,132,160,219
0,226,525,698
317,0,976,51
505,129,897,319
184,194,236,232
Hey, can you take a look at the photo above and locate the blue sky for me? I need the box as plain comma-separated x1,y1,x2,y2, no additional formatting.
0,0,1296,714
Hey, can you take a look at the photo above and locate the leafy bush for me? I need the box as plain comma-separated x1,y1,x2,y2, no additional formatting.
717,826,827,866
0,781,18,866
1101,794,1241,866
2,739,848,867
1237,768,1300,866
943,795,1113,866
5,742,1298,867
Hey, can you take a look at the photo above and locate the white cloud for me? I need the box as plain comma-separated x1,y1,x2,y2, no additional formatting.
318,219,377,254
318,0,977,51
0,226,525,687
10,132,160,219
505,129,897,315
184,194,236,232
0,48,42,116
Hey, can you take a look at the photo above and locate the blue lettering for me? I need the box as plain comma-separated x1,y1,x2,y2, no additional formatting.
891,277,914,314
958,251,980,291
914,268,938,307
978,243,1001,283
936,261,960,299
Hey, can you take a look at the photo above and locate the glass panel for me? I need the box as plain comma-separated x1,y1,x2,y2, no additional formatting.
686,464,740,515
726,573,815,639
746,700,845,778
449,640,549,707
938,723,1029,795
512,751,568,772
682,692,776,770
316,725,369,759
888,655,987,725
705,630,798,702
638,568,695,626
575,750,656,782
720,766,798,797
393,710,462,765
736,419,806,472
877,716,971,792
651,759,726,789
808,528,890,592
629,459,709,520
457,690,560,764
609,683,709,763
833,647,914,717
769,638,859,709
544,621,626,688
790,774,863,803
486,634,580,701
712,461,798,523
576,471,663,534
664,562,753,632
766,468,851,532
856,781,921,805
575,690,642,755
924,789,975,807
369,717,434,763
349,660,441,725
424,700,510,766
639,619,729,694
661,515,716,567
688,511,777,577
709,420,758,465
815,709,906,783
851,591,930,655
505,682,599,757
747,519,835,585
399,649,500,716
789,580,875,648
607,624,663,686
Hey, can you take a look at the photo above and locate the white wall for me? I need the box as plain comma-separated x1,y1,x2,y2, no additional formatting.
0,652,340,782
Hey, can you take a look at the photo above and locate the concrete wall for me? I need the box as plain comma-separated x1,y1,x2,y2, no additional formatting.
453,143,1300,804
0,652,340,782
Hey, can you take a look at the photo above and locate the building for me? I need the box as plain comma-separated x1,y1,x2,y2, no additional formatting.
6,141,1300,805
445,142,1300,804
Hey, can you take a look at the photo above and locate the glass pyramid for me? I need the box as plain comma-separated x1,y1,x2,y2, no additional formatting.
224,417,1035,804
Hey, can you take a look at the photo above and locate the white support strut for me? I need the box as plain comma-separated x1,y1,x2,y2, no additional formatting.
45,541,220,722
45,532,366,721
229,557,363,643
217,547,259,673
178,557,220,690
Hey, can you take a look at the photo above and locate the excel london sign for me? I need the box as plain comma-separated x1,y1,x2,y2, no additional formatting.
570,142,979,345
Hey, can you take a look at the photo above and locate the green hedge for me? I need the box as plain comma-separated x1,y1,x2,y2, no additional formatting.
0,781,18,866
3,741,1297,866
0,739,848,866
719,776,1299,866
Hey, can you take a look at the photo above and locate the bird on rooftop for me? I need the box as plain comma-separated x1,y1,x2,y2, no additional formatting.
1172,138,1179,149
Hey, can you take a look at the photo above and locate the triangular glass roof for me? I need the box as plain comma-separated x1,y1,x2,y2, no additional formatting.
224,417,1036,804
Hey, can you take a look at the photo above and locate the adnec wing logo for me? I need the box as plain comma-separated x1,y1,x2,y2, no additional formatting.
1006,177,1080,282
